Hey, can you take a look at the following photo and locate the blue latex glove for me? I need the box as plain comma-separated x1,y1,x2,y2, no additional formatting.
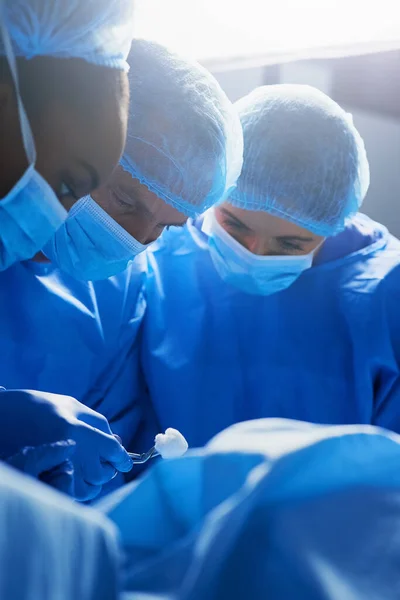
5,440,76,496
0,389,133,500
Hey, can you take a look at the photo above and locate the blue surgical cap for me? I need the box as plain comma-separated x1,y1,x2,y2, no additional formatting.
119,39,243,218
1,0,135,71
229,85,370,237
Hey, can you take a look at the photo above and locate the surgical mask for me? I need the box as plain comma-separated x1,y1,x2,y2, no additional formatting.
43,195,149,281
0,17,67,270
202,209,318,296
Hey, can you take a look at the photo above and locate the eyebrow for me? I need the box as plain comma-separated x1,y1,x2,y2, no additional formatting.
275,235,315,243
78,159,100,191
220,207,252,230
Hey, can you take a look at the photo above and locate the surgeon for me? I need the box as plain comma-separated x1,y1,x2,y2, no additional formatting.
139,84,400,449
43,38,243,281
0,39,243,495
0,0,137,499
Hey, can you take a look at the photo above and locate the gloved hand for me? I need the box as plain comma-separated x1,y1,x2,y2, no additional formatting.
5,440,76,496
0,389,133,500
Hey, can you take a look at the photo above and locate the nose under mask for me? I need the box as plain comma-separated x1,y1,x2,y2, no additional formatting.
43,195,150,281
202,209,320,296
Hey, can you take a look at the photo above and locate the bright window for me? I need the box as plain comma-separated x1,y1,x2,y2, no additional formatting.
134,0,400,66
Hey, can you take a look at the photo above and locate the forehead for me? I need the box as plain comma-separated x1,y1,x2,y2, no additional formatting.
35,86,127,189
223,204,317,238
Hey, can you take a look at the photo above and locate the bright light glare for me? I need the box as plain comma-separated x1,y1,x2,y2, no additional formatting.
134,0,400,64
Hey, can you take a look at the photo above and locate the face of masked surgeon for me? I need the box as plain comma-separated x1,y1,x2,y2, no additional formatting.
92,165,187,245
215,204,323,256
0,56,129,207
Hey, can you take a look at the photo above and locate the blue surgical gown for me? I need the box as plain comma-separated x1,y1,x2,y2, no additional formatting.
0,258,147,448
100,419,400,599
0,462,120,599
140,213,400,447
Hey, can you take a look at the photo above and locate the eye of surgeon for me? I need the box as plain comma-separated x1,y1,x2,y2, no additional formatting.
43,39,243,281
201,84,369,295
0,0,135,270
